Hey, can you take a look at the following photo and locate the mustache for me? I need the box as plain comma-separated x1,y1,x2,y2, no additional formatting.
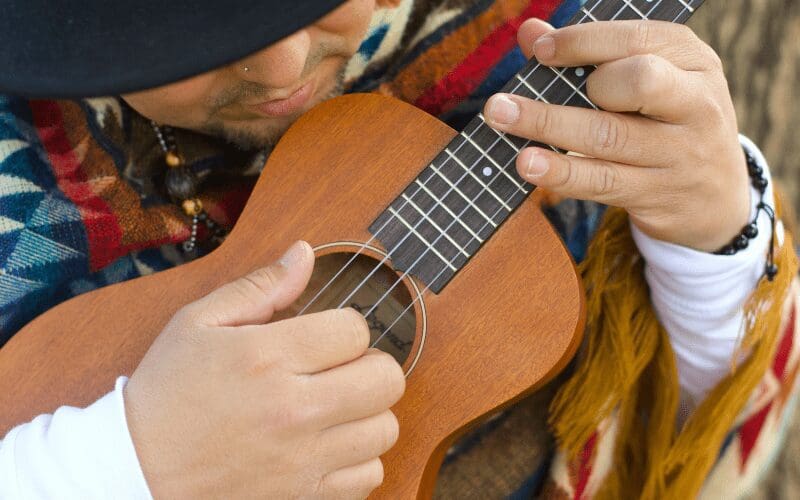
209,42,339,110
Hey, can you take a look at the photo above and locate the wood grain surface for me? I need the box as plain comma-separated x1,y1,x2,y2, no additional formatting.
0,94,585,498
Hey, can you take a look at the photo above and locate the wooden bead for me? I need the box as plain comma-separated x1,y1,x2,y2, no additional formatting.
165,151,183,168
182,198,203,216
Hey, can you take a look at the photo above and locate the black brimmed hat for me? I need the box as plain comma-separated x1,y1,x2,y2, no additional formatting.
0,1,347,98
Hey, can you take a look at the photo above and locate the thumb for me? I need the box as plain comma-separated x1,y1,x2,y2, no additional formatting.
192,240,314,327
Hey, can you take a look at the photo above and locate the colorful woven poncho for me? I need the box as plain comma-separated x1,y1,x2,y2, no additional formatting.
1,1,798,498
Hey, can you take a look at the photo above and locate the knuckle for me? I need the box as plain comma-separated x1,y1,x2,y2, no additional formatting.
589,165,619,197
553,155,578,190
242,337,279,375
587,113,629,154
339,308,371,351
367,459,385,491
383,411,401,449
697,94,726,124
379,352,406,395
675,23,696,43
631,54,666,99
628,21,653,54
532,105,555,138
269,392,320,431
240,266,281,298
702,43,724,71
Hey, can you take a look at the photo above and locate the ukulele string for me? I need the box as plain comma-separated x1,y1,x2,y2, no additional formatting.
369,0,681,348
294,56,564,317
297,49,570,317
303,0,650,323
295,119,497,316
299,0,675,331
293,1,622,316
356,0,619,323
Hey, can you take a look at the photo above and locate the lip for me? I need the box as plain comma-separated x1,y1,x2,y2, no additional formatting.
249,80,316,117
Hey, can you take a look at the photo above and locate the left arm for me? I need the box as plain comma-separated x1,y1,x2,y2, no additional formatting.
483,18,770,401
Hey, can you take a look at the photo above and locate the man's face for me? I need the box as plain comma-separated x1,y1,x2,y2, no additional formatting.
122,0,376,149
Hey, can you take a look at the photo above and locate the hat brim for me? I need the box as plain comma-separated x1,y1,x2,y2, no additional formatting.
0,1,346,98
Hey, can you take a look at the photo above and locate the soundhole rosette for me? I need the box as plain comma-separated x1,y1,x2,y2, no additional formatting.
281,242,426,376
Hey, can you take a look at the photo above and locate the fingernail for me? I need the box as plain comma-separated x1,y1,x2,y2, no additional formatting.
487,94,520,125
534,35,555,60
523,149,550,178
278,241,310,269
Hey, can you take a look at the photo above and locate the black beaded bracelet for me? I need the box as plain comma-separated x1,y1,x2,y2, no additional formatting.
714,146,779,281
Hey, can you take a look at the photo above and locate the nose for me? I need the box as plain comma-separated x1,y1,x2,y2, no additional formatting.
234,29,312,89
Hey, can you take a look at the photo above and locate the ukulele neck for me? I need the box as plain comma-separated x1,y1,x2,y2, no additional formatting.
369,0,705,293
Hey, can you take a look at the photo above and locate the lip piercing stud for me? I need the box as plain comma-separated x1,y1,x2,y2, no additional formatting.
244,66,250,72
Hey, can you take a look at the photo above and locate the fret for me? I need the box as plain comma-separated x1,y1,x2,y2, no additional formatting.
477,115,528,153
444,148,512,211
514,74,549,103
387,207,459,272
450,126,528,207
392,196,464,264
400,193,471,258
574,0,701,25
428,159,503,227
411,180,485,254
620,0,649,19
561,66,596,92
413,179,485,246
611,3,650,21
416,166,498,241
580,6,599,22
459,132,528,193
468,123,530,186
545,67,597,109
369,0,704,293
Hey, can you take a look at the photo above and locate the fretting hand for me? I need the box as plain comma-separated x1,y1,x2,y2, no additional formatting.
124,241,405,499
485,19,750,253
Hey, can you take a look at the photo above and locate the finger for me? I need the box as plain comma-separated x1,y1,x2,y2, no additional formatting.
517,18,555,60
516,146,650,207
318,458,384,500
484,93,673,166
586,54,708,123
318,410,399,471
306,349,405,427
186,241,314,327
240,307,370,374
533,20,716,71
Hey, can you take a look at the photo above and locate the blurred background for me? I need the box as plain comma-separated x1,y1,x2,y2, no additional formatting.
434,1,800,497
691,1,800,497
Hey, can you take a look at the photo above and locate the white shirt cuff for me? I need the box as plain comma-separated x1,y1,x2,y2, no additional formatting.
630,135,775,404
0,376,153,499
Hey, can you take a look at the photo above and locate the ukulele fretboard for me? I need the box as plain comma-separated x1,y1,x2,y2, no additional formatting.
369,0,705,293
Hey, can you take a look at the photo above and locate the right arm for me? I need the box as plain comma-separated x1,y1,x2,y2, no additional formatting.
1,241,405,499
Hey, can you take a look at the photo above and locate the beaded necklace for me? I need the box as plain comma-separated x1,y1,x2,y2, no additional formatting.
151,121,228,254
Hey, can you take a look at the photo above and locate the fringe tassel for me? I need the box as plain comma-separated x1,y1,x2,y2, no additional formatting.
548,205,798,499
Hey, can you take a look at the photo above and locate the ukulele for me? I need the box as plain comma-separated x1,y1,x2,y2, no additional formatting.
0,0,703,497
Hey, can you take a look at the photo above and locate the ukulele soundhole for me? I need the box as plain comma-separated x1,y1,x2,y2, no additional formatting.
281,243,426,374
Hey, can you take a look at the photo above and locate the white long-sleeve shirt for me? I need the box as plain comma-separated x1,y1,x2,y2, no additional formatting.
0,136,777,499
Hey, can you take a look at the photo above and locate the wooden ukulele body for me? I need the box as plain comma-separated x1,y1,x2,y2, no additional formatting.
0,94,584,498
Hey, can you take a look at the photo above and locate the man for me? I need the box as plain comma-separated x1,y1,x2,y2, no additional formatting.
0,0,797,498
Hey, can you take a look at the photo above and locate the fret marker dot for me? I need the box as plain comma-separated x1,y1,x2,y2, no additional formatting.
575,67,585,77
482,166,493,177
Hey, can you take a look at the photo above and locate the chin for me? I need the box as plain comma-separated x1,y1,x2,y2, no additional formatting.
207,67,347,150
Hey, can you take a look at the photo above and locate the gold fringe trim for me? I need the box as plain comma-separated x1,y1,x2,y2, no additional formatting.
549,204,798,499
